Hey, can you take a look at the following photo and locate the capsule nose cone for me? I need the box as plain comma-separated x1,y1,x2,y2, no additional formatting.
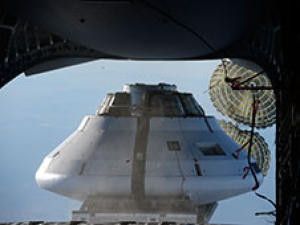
35,169,45,189
36,157,51,188
35,169,64,191
35,157,65,192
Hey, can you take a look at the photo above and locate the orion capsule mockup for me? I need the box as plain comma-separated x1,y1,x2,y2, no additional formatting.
36,83,263,224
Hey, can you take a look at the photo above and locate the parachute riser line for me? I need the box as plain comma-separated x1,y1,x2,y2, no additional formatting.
247,93,260,191
233,140,250,159
231,86,273,90
221,61,273,90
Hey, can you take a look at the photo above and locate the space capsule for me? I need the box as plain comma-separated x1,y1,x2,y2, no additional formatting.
36,83,263,223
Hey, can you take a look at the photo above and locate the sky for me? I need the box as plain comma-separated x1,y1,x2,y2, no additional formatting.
0,60,276,224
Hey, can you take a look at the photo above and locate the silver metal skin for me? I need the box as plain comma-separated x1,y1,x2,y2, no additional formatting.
36,83,263,223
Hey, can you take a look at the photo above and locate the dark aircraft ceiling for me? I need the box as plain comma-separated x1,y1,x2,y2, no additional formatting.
0,0,263,87
5,0,262,59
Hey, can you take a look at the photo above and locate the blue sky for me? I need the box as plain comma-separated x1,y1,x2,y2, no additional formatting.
0,60,275,224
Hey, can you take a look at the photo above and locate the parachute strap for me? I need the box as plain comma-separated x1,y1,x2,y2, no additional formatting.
233,140,250,159
247,95,260,190
242,166,250,179
223,68,272,90
225,76,242,89
238,95,260,190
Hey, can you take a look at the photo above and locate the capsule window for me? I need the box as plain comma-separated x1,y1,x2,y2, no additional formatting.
179,93,205,116
112,92,131,106
198,143,226,156
167,141,181,151
148,93,185,116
